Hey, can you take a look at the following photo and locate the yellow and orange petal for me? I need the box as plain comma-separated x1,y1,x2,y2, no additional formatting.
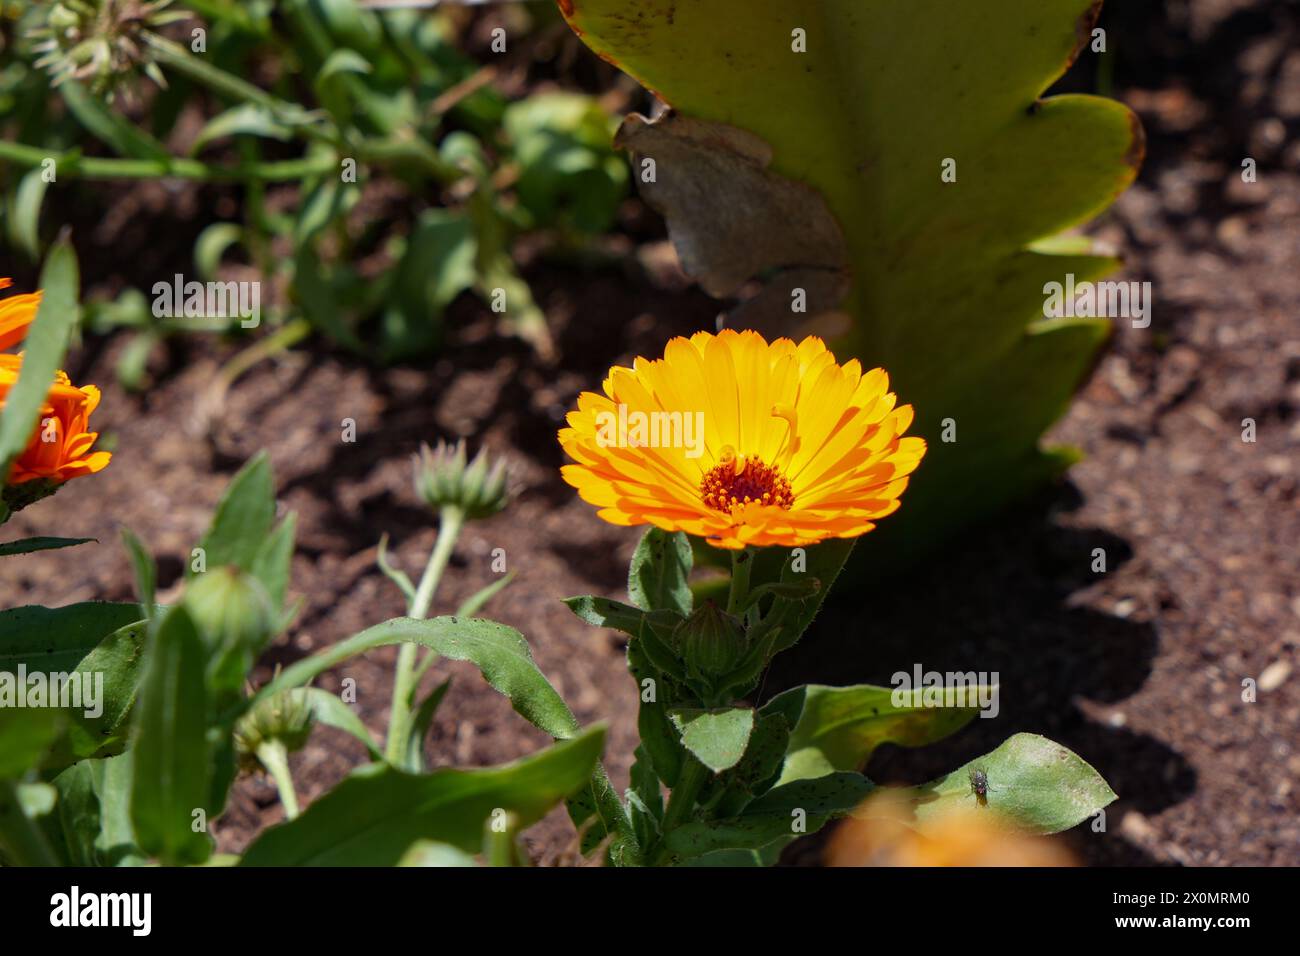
0,353,111,486
557,329,925,550
0,278,41,352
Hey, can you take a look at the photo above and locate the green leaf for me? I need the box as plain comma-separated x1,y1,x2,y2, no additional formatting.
398,840,478,867
903,733,1117,835
0,240,79,477
0,708,62,779
404,679,450,772
7,168,49,260
91,752,148,866
253,615,636,862
239,727,606,866
454,571,514,619
713,711,790,816
193,222,244,282
119,528,157,619
302,687,382,761
627,637,685,790
59,80,170,160
662,771,872,863
753,539,853,655
259,616,580,738
379,209,476,361
130,606,213,865
0,536,94,557
292,250,365,352
42,762,101,866
0,602,150,770
250,511,296,615
313,49,373,123
626,745,663,850
191,451,276,576
466,187,553,357
294,175,357,248
669,707,754,773
767,682,992,786
564,594,646,636
562,0,1143,554
628,528,693,615
191,104,292,154
503,92,629,234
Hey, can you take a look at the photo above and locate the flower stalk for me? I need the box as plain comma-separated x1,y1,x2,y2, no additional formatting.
384,505,464,767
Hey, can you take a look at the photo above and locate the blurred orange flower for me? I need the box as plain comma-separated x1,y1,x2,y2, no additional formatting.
827,791,1077,867
0,278,41,351
0,279,110,490
558,329,925,549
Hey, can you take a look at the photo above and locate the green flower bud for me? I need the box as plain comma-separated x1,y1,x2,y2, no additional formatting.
675,602,747,678
414,440,510,520
234,688,314,774
183,566,276,688
27,0,190,101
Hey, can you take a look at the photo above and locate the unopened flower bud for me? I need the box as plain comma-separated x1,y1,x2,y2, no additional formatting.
184,566,276,686
414,440,510,520
675,602,747,678
234,688,314,773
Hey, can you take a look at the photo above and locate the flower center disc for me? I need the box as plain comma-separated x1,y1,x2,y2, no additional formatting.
700,455,795,513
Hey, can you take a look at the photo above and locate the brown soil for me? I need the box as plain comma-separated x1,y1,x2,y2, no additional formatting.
2,0,1297,865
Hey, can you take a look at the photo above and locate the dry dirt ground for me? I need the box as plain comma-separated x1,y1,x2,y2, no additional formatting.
2,0,1297,865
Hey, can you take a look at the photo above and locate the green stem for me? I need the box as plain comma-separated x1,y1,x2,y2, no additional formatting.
384,506,465,766
145,35,329,140
726,548,753,615
0,780,58,866
0,140,335,181
257,741,300,820
655,757,709,864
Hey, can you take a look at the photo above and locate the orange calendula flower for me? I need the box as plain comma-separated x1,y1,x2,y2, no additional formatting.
0,277,42,351
0,355,112,486
558,329,925,549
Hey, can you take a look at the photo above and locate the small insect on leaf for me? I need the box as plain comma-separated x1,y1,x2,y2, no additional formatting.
969,766,989,806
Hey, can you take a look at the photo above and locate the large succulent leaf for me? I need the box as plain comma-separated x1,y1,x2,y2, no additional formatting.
559,0,1143,554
